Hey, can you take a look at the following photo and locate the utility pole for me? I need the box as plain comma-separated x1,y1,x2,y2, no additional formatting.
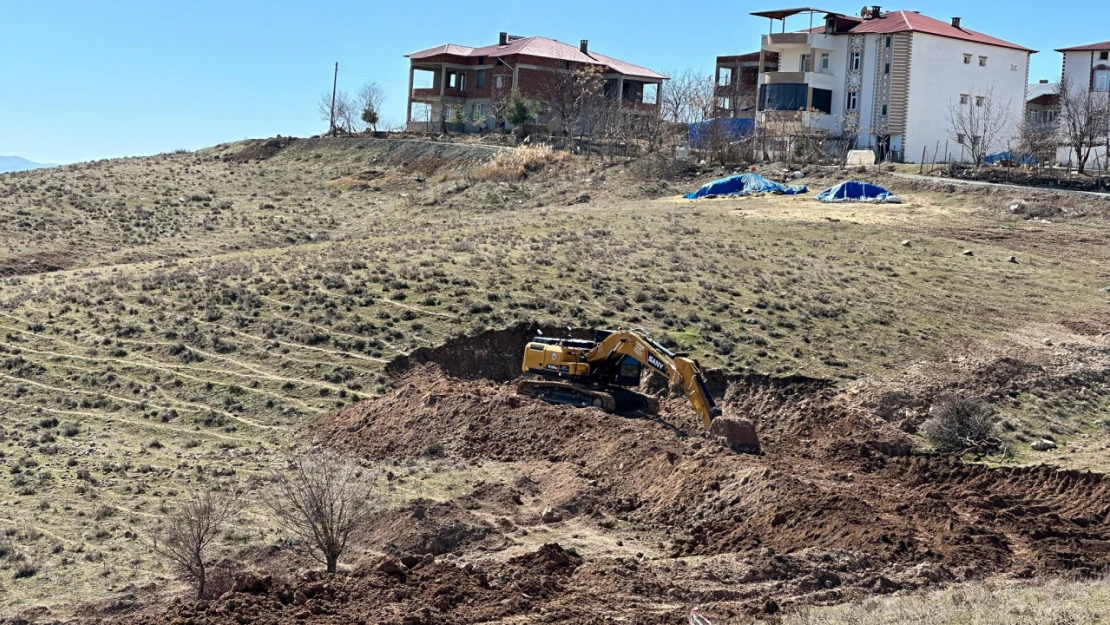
329,62,339,136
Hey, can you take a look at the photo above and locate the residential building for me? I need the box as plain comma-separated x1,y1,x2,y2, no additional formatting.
1054,41,1110,169
1026,80,1059,125
715,52,779,118
1057,41,1110,95
752,6,1033,162
404,33,666,133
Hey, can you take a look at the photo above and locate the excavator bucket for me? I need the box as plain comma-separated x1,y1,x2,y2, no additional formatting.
710,417,760,454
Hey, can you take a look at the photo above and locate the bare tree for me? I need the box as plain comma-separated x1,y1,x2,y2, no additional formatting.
357,82,386,132
1018,116,1059,170
946,85,1014,166
535,65,606,136
151,484,242,599
1058,75,1109,175
660,68,715,126
488,76,513,133
317,91,358,135
266,452,380,574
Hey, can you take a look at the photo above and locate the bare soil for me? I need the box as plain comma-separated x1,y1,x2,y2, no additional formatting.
101,331,1110,624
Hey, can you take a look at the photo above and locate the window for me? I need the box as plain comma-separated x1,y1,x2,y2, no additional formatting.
1029,110,1038,123
800,54,811,72
1095,69,1110,93
1101,51,1109,61
820,53,830,71
976,96,985,107
881,104,888,116
979,56,987,67
717,67,732,86
963,54,972,64
884,62,891,74
960,93,969,104
846,91,858,111
447,71,465,90
957,133,966,144
643,83,659,105
718,96,732,110
472,103,485,120
850,52,862,71
476,69,485,88
812,88,833,114
885,36,892,48
495,75,505,89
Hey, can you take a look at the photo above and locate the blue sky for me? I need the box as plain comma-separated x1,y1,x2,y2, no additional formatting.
0,1,1097,164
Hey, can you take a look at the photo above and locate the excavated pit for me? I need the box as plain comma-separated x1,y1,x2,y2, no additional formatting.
290,327,1110,621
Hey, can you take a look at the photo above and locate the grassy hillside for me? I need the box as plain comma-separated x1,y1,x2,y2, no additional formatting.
2,137,1110,612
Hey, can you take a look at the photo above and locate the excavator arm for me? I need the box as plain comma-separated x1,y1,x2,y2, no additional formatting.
586,329,721,429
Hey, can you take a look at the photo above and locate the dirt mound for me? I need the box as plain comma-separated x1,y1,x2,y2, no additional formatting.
223,136,295,162
386,323,591,382
317,364,1110,584
367,498,505,557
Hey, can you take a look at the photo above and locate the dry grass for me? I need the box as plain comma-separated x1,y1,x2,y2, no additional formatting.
468,144,567,181
767,579,1110,624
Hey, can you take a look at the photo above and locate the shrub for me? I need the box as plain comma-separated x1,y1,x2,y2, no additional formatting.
468,145,567,182
921,396,998,453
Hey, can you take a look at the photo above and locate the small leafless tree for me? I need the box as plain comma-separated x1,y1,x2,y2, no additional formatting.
1018,117,1059,170
317,91,358,135
357,82,386,132
1058,75,1109,175
946,85,1014,166
151,484,242,600
488,76,513,132
266,452,380,573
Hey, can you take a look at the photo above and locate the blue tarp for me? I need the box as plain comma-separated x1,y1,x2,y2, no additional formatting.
688,119,755,149
984,151,1039,166
815,181,902,204
684,173,808,199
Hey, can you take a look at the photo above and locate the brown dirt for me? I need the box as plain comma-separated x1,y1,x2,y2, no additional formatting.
95,329,1110,624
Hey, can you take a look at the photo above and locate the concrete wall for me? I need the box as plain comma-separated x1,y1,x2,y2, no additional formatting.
905,34,1029,163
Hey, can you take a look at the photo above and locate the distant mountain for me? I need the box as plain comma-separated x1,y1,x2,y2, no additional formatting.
0,156,57,174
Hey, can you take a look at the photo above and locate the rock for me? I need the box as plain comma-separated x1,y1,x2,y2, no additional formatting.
232,572,270,595
376,557,407,576
710,417,761,454
400,554,421,569
567,193,591,205
962,250,974,256
1008,256,1018,263
292,590,308,606
1031,440,1058,451
262,138,283,149
793,171,805,179
901,240,912,247
541,507,563,524
1043,338,1054,346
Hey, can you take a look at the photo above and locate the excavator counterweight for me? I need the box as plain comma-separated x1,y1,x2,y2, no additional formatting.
517,329,759,453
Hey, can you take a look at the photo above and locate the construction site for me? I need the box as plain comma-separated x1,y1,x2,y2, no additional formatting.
3,136,1110,624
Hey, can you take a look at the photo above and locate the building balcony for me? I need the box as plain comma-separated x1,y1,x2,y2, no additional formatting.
761,70,837,91
410,87,467,100
763,32,809,47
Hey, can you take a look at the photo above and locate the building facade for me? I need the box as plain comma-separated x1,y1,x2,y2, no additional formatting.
404,33,665,133
752,7,1032,163
714,52,778,118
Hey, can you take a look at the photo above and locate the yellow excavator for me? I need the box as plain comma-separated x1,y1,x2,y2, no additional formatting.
518,329,758,451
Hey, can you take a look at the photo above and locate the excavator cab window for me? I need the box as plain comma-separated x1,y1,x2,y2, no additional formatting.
615,356,642,387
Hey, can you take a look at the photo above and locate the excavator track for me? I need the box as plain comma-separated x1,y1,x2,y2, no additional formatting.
515,380,659,415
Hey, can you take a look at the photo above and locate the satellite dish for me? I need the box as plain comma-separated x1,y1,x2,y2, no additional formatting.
860,6,870,18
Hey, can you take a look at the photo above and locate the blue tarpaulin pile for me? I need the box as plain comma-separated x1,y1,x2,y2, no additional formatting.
984,151,1039,166
815,181,901,204
684,173,808,199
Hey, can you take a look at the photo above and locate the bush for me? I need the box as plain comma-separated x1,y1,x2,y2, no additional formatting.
468,145,567,182
921,396,998,452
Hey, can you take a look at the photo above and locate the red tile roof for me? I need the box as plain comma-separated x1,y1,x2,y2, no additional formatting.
789,10,1033,52
406,36,666,81
1056,41,1110,52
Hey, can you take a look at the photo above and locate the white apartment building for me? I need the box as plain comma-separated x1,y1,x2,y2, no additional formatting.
1055,41,1110,168
753,6,1033,163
